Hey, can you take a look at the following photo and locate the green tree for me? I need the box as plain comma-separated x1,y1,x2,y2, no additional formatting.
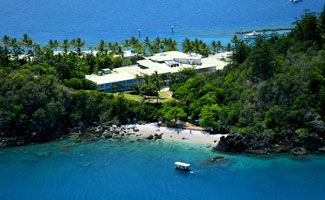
71,38,85,55
199,104,221,129
249,36,276,80
182,38,192,53
61,39,70,54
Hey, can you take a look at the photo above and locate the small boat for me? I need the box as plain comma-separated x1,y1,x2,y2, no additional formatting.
175,162,191,171
244,30,259,39
289,0,302,3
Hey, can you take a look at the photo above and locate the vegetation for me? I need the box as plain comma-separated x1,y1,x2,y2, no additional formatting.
0,8,324,153
170,10,325,153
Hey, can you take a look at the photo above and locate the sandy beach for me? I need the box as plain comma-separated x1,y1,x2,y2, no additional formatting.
123,123,224,147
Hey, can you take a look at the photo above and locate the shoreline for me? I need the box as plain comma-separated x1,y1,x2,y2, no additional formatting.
122,123,224,147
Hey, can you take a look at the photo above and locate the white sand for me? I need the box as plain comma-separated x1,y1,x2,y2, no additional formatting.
123,123,224,147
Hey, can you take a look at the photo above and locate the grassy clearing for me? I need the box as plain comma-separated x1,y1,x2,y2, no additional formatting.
113,93,144,102
112,91,173,103
158,91,173,102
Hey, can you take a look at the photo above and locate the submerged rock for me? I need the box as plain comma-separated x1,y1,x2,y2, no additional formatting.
36,151,52,158
210,156,225,162
201,156,226,165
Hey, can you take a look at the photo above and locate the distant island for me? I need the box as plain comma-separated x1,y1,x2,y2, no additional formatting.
0,9,324,156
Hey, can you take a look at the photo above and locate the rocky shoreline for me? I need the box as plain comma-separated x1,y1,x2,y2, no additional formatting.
1,124,325,157
71,124,166,143
215,133,325,156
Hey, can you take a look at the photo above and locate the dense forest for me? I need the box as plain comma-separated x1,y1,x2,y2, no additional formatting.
0,9,325,154
167,10,325,154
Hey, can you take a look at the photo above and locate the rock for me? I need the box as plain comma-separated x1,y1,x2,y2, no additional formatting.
318,147,325,153
36,151,52,158
154,133,164,140
16,139,25,146
215,134,248,153
290,147,308,156
302,132,322,151
133,127,139,132
146,135,154,140
273,144,288,153
210,156,225,162
245,149,269,155
95,126,103,133
75,139,82,143
305,120,325,133
201,156,226,165
102,130,113,139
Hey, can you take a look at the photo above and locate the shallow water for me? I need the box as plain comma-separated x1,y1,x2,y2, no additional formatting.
0,138,325,200
1,0,324,45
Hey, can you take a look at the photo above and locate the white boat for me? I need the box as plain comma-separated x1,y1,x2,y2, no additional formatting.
244,30,259,39
289,0,302,3
175,162,191,171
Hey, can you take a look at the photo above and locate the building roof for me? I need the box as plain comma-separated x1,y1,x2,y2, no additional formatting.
148,51,201,62
85,51,231,86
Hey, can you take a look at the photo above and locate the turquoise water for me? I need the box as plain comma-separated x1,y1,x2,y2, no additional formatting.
0,139,325,200
1,0,324,45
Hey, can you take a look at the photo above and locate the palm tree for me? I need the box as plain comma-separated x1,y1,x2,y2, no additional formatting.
123,39,131,48
2,35,10,58
149,44,158,55
106,42,113,53
217,41,222,52
182,38,192,53
53,40,59,52
135,74,142,93
47,39,59,52
20,34,33,62
231,35,239,45
10,38,22,60
71,38,85,56
20,34,33,54
153,37,162,53
97,40,106,54
60,39,70,54
226,43,231,51
143,37,151,55
115,43,123,56
211,41,217,54
152,71,163,103
167,38,178,51
192,39,201,54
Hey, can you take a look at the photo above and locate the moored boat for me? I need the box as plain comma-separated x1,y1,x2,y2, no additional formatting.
175,162,191,171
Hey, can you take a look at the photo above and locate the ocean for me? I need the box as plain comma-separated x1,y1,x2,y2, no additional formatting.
0,0,324,46
0,139,325,200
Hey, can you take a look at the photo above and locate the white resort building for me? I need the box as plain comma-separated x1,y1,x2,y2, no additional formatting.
85,51,231,92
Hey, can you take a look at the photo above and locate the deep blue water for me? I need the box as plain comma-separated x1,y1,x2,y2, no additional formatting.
0,0,324,45
0,139,325,200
